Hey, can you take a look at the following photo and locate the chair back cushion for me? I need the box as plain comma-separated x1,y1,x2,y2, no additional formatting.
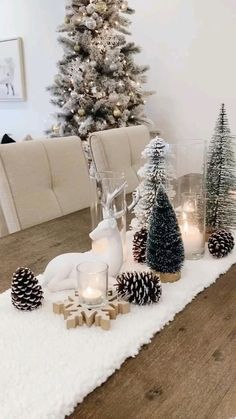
89,125,150,193
0,204,8,237
0,137,90,234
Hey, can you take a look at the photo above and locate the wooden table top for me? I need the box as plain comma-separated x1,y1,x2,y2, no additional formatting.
1,209,236,419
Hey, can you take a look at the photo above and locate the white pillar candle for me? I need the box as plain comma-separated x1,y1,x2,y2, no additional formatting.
180,214,203,254
81,287,103,305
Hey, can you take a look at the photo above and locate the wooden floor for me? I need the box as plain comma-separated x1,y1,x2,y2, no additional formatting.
0,209,236,419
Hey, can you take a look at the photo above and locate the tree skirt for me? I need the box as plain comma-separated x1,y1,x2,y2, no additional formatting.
0,233,235,419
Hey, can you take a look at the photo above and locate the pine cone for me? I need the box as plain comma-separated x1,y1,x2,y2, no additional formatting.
116,271,162,305
11,267,44,311
208,229,234,258
133,228,148,263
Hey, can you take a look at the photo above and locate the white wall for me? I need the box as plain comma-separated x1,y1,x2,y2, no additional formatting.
1,0,236,142
130,0,236,141
0,0,64,140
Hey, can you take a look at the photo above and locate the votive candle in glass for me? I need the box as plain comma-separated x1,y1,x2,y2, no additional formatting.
179,193,205,260
76,261,108,307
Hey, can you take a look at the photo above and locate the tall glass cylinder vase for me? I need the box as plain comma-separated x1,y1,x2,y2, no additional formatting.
166,140,207,259
90,171,127,258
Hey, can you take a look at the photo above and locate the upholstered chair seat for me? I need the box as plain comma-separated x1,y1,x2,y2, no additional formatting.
0,137,90,235
89,125,150,193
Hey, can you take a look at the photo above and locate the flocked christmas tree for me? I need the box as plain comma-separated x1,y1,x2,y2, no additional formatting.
132,137,175,230
47,0,152,140
146,185,184,282
206,104,236,230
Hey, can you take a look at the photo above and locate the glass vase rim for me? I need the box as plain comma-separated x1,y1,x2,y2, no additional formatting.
97,170,125,179
167,139,207,146
76,261,108,275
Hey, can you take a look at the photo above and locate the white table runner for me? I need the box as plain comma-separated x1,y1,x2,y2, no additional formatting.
0,234,235,419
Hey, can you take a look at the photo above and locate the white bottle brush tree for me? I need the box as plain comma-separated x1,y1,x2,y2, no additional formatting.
206,104,236,231
132,137,175,264
133,137,176,230
47,0,153,140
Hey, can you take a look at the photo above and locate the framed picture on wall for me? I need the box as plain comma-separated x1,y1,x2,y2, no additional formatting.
0,37,26,101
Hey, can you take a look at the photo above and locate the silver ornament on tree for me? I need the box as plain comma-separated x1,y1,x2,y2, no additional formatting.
86,4,96,15
113,107,122,118
74,43,81,52
71,13,83,26
92,12,99,20
70,90,77,99
85,18,97,30
110,63,118,71
78,108,86,117
109,92,119,103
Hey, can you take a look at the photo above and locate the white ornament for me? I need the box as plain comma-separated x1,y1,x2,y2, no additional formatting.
92,12,99,20
110,63,118,71
109,92,119,103
85,17,97,30
43,218,123,292
86,4,95,14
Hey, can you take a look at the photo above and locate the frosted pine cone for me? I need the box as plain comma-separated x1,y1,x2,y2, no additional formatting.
116,271,162,305
133,228,148,263
208,229,234,258
11,267,44,311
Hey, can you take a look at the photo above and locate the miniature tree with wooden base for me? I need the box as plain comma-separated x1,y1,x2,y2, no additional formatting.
146,185,184,283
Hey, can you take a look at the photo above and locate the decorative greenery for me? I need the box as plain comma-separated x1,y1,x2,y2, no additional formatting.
146,185,184,274
208,229,234,258
116,271,162,305
47,0,153,140
206,103,236,230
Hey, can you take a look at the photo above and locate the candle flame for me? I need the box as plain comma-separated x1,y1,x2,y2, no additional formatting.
85,287,93,296
183,201,195,213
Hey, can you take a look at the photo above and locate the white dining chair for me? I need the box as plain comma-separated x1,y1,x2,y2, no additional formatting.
89,125,150,193
0,203,8,237
0,137,91,235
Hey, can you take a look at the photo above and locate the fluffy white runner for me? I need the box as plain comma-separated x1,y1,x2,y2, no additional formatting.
0,234,235,419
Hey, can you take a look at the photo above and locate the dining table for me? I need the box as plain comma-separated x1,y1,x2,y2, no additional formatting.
0,207,236,419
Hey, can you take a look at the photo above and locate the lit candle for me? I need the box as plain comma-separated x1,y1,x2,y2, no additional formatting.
81,287,103,305
180,213,203,254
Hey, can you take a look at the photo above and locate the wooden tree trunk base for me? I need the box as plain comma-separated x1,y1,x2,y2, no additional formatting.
152,270,181,283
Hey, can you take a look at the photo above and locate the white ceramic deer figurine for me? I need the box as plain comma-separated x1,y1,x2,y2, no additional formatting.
43,182,138,292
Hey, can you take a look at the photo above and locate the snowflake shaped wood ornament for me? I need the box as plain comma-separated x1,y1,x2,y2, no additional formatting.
53,290,130,331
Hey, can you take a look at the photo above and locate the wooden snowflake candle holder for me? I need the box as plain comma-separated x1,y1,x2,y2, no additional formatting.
53,290,130,331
